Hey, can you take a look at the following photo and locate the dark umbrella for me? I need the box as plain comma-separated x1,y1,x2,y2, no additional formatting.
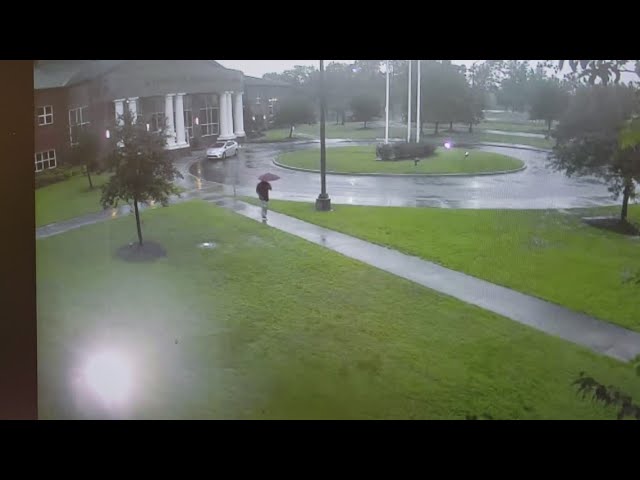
259,173,280,181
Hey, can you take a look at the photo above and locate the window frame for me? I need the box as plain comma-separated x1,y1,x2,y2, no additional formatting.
68,106,90,146
37,105,53,126
35,149,57,172
199,105,220,137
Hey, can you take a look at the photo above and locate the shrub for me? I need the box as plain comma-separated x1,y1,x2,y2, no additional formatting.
35,165,83,189
376,142,437,161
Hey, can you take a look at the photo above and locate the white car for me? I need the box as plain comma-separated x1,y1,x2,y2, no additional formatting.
206,141,238,160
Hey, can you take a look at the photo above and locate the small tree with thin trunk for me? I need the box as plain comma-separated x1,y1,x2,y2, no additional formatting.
100,109,182,246
69,129,101,189
350,94,380,129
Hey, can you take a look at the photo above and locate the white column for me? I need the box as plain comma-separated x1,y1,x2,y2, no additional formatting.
226,92,236,139
233,92,245,137
218,92,235,140
114,99,125,125
165,94,176,146
127,97,138,123
218,92,228,139
175,93,187,146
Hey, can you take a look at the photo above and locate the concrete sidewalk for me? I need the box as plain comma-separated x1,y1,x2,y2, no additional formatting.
214,198,640,363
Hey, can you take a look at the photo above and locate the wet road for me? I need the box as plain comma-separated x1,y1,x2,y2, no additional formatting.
190,140,617,209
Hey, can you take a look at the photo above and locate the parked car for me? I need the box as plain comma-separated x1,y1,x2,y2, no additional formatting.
206,141,238,160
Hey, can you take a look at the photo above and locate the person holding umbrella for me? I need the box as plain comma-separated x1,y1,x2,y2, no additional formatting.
256,173,279,220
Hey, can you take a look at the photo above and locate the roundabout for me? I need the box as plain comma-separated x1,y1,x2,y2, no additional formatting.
189,139,619,210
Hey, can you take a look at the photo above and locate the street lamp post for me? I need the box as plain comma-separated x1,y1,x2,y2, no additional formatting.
416,60,421,143
315,59,331,211
407,60,412,143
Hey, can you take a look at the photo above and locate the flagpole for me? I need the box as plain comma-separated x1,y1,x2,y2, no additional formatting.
407,60,412,143
385,60,390,144
416,59,421,143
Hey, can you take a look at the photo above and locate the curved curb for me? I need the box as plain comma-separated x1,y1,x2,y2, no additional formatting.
246,138,319,147
464,142,551,153
272,158,527,178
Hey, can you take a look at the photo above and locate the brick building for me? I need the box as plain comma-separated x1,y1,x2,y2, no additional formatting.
34,60,280,172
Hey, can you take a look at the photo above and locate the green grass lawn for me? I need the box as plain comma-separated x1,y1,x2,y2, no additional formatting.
250,128,306,142
36,173,110,227
428,131,554,150
35,173,188,227
294,122,407,140
422,121,552,135
478,121,554,134
277,146,524,175
36,200,640,419
256,201,640,332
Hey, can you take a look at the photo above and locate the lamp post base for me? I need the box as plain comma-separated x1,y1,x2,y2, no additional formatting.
315,194,332,211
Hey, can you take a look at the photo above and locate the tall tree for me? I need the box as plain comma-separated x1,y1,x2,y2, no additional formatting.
325,62,355,125
273,96,316,138
263,65,317,87
68,129,101,189
496,60,531,112
419,61,469,134
559,60,640,151
528,78,570,133
550,85,640,222
350,93,380,128
101,110,182,246
559,60,640,86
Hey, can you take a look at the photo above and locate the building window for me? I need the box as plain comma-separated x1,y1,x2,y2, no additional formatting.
255,95,261,105
69,106,90,145
148,97,165,132
130,99,143,124
184,110,194,139
268,98,278,116
151,112,165,132
183,95,193,139
199,95,219,137
37,106,53,126
199,107,219,136
35,150,56,172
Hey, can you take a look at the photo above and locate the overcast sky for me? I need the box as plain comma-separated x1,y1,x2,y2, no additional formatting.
218,60,479,77
217,60,638,83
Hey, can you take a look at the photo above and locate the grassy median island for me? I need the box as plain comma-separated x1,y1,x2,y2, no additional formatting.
36,200,640,419
277,146,524,175
255,200,640,332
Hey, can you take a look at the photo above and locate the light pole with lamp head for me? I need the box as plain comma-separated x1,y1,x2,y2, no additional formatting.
315,59,331,211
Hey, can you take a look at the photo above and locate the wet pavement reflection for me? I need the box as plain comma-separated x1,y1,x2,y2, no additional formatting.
190,140,618,210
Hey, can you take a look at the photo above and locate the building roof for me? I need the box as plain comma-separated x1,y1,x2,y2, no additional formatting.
34,60,235,90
